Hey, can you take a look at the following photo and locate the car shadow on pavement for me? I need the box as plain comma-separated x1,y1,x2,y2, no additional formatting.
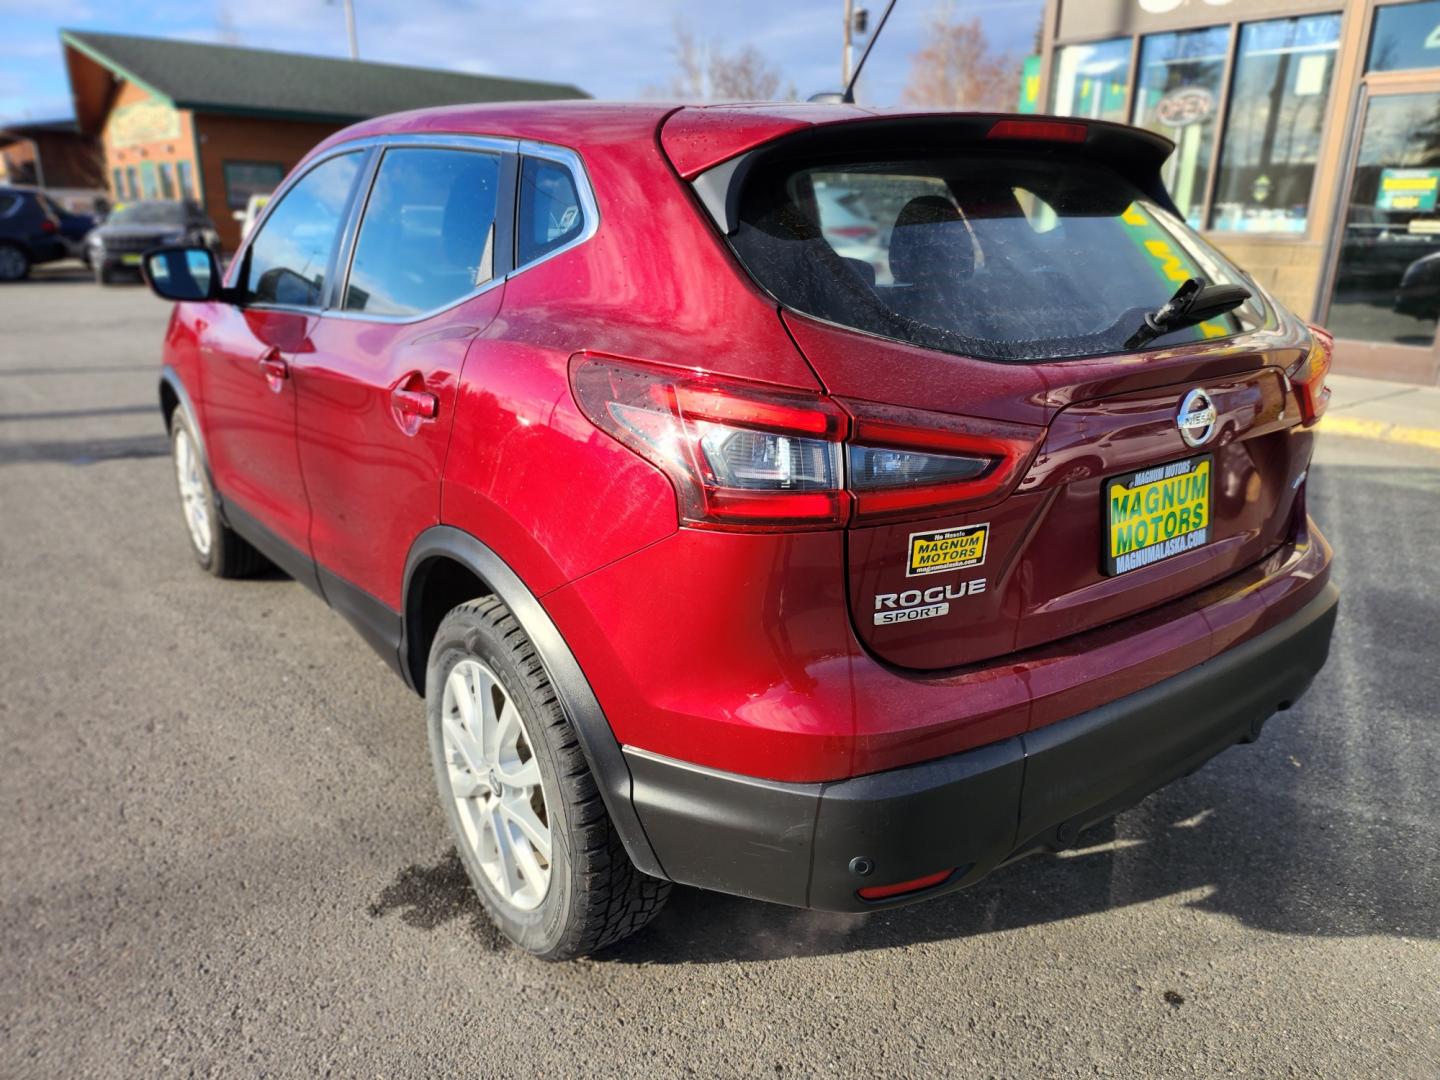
367,722,1438,966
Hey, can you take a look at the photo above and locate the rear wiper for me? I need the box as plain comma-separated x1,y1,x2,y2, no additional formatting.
1124,277,1252,350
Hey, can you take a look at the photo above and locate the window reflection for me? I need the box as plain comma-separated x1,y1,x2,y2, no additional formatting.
1211,14,1341,234
1051,38,1131,122
1327,93,1440,346
1132,26,1232,229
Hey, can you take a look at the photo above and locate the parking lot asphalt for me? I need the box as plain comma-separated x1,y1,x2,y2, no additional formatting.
2,265,1438,1078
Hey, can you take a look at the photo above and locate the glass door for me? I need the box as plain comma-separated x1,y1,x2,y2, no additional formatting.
1322,83,1440,382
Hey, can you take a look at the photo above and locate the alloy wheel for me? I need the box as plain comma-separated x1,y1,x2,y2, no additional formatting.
0,246,27,281
173,425,212,557
441,659,553,911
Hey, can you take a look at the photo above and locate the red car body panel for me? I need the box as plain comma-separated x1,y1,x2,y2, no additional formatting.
193,306,314,560
295,292,501,609
161,101,1334,798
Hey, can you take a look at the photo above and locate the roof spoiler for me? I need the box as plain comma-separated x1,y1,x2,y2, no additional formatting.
688,114,1180,236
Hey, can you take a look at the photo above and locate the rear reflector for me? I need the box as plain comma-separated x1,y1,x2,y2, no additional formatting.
987,119,1087,144
857,868,955,901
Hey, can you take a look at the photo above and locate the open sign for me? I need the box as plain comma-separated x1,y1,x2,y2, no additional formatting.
1155,86,1215,128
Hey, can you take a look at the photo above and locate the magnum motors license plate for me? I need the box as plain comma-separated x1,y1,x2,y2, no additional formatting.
1104,455,1212,576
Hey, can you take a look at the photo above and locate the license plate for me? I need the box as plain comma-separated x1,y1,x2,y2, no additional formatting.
1104,455,1212,576
120,253,142,266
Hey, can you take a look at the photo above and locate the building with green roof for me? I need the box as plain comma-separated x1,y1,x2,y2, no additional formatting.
61,30,587,249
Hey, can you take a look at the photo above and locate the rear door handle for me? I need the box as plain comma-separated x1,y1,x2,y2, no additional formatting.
391,386,439,420
258,350,288,385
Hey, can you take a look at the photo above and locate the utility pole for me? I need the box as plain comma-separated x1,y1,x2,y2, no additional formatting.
344,0,359,60
842,0,854,87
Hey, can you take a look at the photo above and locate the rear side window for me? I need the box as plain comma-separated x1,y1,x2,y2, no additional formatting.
0,193,18,217
244,151,361,308
344,147,499,317
517,156,583,265
731,153,1266,362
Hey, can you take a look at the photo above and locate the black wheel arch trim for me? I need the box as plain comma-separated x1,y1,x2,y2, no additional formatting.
402,525,667,880
158,365,206,462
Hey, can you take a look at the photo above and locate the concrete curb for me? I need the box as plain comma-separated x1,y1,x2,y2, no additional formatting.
1321,415,1440,451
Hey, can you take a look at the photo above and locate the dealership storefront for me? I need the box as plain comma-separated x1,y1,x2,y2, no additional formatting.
1036,0,1440,384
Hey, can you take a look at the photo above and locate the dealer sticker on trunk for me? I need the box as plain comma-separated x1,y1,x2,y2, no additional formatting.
1105,455,1212,576
906,523,989,577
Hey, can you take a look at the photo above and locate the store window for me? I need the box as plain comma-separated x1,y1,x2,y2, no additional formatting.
177,161,195,200
140,162,158,199
1211,14,1342,234
223,161,285,211
124,166,137,200
159,162,176,200
1051,38,1131,122
1368,0,1440,73
1133,26,1232,228
111,167,123,198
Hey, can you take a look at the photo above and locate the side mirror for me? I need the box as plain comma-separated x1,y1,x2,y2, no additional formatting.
142,246,221,303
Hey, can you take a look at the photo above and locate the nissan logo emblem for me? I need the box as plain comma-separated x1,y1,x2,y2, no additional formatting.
1177,388,1217,447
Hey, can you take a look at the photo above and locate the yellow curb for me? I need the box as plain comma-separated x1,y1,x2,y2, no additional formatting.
1321,414,1440,451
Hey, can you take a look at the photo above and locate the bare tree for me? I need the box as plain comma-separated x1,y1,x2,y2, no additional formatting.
902,4,1020,111
650,22,796,102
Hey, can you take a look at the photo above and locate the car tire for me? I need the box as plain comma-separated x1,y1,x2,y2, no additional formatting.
0,242,30,282
94,262,112,286
426,596,670,960
169,409,269,578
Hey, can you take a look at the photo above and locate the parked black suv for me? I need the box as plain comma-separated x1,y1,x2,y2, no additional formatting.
87,200,221,284
0,186,70,281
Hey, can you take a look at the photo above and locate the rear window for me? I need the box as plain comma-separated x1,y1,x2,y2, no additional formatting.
729,152,1267,362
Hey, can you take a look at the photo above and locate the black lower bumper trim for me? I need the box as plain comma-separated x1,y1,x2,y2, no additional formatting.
625,583,1339,912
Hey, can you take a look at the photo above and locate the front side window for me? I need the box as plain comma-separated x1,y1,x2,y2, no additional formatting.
517,156,583,265
344,147,500,317
1132,26,1232,228
1051,38,1131,122
1211,14,1342,234
730,153,1265,363
244,152,361,308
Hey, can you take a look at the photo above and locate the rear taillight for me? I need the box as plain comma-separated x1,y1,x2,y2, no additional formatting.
571,356,1043,531
845,405,1041,524
571,356,847,530
40,219,58,234
1294,326,1333,426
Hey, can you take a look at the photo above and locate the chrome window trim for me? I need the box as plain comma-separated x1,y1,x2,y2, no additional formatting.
510,139,600,278
326,139,514,325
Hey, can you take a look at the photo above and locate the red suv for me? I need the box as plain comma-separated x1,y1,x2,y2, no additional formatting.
142,103,1337,960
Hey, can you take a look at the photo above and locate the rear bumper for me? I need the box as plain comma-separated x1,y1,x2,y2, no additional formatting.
625,581,1338,912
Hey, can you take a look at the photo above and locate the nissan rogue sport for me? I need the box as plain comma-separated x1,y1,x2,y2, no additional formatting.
141,103,1338,960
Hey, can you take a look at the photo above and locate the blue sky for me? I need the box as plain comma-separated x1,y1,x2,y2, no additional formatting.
0,0,1043,123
